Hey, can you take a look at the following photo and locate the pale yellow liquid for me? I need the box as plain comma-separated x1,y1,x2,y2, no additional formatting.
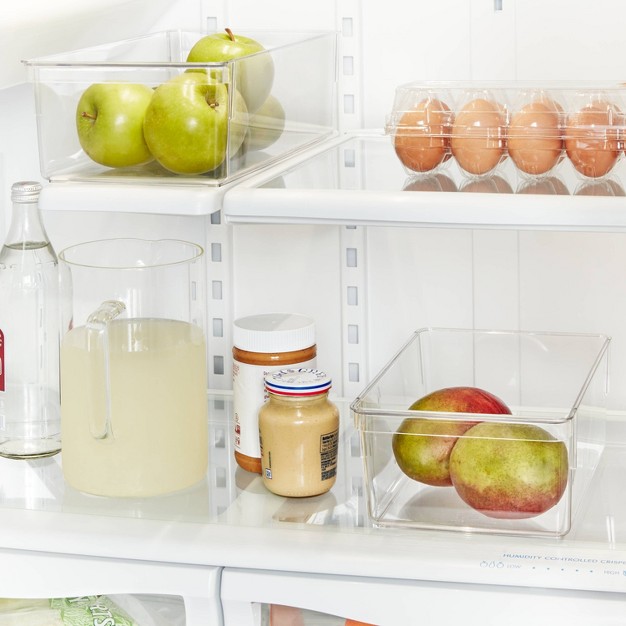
60,318,208,497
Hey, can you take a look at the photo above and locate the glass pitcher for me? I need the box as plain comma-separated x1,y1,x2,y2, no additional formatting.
58,238,208,498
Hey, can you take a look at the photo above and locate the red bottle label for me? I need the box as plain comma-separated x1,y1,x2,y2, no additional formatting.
0,329,4,392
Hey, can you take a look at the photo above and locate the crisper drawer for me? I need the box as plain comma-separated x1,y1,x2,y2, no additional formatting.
0,548,222,626
221,567,626,626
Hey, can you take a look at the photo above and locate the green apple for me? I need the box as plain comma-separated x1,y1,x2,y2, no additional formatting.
244,94,286,151
449,422,569,518
186,28,274,114
75,83,154,168
392,386,511,487
143,72,248,175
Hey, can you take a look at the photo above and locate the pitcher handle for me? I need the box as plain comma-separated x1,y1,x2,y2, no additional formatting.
86,300,126,440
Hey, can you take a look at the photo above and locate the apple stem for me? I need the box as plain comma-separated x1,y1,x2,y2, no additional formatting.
225,28,236,42
81,111,97,121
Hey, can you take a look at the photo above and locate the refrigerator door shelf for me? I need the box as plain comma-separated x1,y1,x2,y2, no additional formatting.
223,132,626,232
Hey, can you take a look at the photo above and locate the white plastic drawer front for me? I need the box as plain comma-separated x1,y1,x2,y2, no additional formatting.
221,567,626,626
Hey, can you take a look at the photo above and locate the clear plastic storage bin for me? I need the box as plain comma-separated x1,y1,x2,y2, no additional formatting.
351,328,610,537
25,30,337,186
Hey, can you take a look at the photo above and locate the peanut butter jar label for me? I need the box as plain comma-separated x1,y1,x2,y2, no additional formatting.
233,357,316,458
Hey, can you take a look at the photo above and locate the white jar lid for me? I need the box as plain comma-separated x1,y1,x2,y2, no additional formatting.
265,368,332,396
233,313,315,353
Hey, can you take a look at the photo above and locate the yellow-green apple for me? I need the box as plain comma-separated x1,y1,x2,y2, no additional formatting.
186,28,274,113
143,72,248,175
392,386,511,487
75,83,154,168
449,422,569,518
244,94,286,151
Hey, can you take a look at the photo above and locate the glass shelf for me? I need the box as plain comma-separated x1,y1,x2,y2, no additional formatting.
0,395,366,530
223,133,626,231
2,393,626,591
0,392,623,539
40,132,626,226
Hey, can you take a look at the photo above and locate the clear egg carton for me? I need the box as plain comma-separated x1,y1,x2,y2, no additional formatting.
385,81,626,184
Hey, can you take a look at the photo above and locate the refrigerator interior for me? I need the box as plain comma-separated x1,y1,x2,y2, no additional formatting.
3,0,626,624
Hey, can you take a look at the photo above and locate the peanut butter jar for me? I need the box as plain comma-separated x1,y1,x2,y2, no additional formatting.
232,314,316,474
259,368,339,497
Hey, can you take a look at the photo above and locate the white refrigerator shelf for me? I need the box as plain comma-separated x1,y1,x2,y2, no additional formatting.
39,132,626,230
223,132,626,231
1,393,626,600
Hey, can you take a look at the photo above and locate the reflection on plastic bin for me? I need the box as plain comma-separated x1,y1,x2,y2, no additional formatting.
517,176,570,195
402,173,457,193
575,178,626,196
460,174,512,194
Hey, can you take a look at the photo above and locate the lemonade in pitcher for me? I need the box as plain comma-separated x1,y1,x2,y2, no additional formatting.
61,317,208,497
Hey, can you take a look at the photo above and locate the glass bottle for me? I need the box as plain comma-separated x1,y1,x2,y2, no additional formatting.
0,181,61,458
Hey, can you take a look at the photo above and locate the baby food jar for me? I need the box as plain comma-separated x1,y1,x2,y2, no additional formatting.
259,368,339,497
232,314,316,474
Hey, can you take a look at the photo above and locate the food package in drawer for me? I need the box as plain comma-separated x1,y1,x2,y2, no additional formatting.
385,82,626,188
351,328,610,537
24,30,337,186
0,596,140,625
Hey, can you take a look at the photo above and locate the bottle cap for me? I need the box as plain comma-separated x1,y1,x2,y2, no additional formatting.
11,181,43,202
265,368,332,396
233,313,315,353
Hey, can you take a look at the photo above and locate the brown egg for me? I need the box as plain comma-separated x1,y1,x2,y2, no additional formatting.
451,98,506,176
508,100,563,175
393,98,453,173
565,102,621,178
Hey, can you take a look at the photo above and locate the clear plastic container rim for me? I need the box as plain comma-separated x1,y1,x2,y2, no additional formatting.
349,326,611,426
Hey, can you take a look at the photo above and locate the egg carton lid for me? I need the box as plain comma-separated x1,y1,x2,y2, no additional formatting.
386,80,626,138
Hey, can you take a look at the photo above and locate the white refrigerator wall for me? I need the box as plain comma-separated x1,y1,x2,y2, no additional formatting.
3,0,626,408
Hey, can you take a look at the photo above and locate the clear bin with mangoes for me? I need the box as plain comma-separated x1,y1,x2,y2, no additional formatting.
351,328,610,537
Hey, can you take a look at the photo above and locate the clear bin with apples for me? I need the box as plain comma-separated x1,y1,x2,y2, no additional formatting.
351,328,610,537
386,81,626,194
24,30,337,186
